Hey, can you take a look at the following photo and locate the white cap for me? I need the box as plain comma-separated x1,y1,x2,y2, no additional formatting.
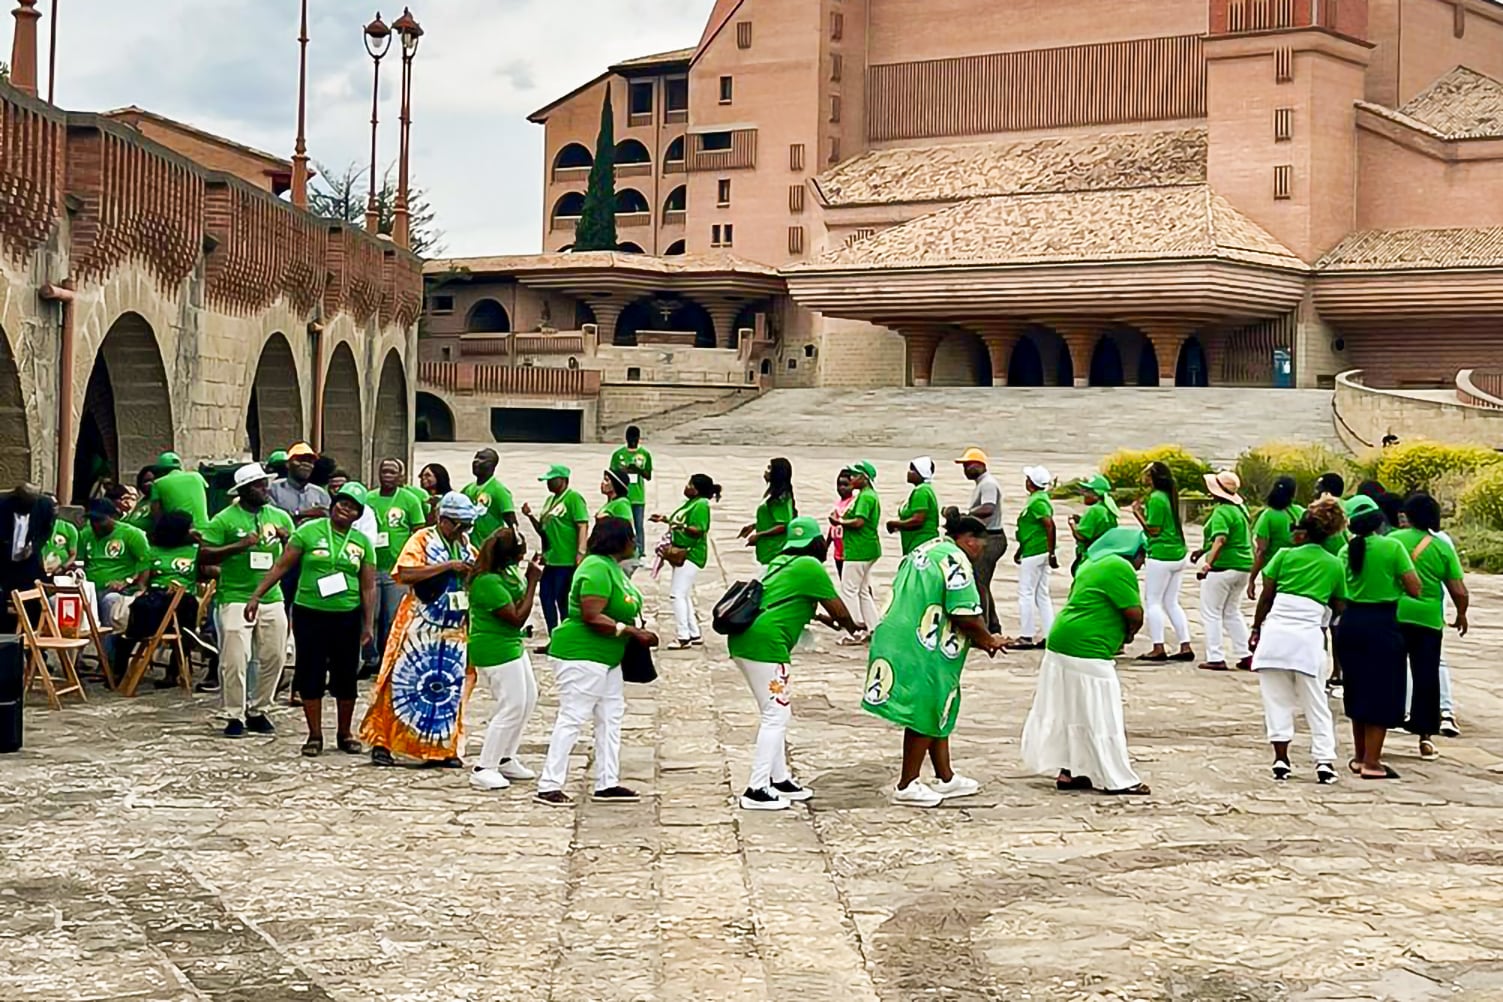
230,463,273,496
1023,465,1054,489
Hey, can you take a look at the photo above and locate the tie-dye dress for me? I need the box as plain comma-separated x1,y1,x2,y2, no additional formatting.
359,526,476,760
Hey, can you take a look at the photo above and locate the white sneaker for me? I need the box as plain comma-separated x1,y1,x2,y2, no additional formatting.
739,787,790,811
931,774,981,799
771,779,813,802
469,768,510,791
891,781,943,808
498,759,536,781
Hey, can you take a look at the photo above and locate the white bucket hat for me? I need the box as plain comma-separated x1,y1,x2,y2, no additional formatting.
229,462,273,496
1204,470,1245,505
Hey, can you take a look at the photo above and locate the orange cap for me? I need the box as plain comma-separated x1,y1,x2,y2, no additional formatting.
287,441,317,459
954,447,989,466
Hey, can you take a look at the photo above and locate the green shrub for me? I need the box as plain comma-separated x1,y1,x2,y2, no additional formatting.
1100,446,1210,495
1234,442,1350,506
1373,441,1503,496
1447,522,1503,573
1459,464,1503,530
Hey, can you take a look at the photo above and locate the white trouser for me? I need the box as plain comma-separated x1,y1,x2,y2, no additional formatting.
839,559,880,630
217,601,287,722
1258,668,1337,763
670,562,701,641
734,657,792,791
1199,570,1251,663
1143,557,1191,646
1017,553,1054,641
477,654,538,771
538,659,624,794
1407,656,1456,715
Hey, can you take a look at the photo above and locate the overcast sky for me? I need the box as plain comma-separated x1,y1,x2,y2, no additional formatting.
50,0,709,257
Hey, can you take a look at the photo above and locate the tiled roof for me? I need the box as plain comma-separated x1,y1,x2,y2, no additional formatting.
1318,228,1503,271
1358,66,1503,140
425,251,779,278
695,0,746,61
813,129,1207,207
795,184,1305,272
610,47,696,70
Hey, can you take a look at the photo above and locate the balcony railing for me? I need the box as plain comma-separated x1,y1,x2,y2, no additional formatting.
662,209,686,227
1211,0,1368,38
551,165,590,184
665,108,688,124
689,129,758,172
550,214,580,233
420,361,601,397
663,158,686,175
617,211,650,229
617,162,652,178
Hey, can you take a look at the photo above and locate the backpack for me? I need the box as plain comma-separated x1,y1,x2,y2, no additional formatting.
712,562,793,636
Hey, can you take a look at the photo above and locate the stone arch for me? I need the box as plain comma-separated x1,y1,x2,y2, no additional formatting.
1177,336,1210,387
0,326,30,487
663,185,686,216
931,331,993,387
372,349,409,468
74,312,173,504
415,391,454,442
552,192,585,223
553,143,593,170
246,332,303,461
664,136,686,165
615,188,650,214
615,138,651,166
1089,337,1125,387
1009,326,1072,387
617,242,645,254
664,239,686,256
615,295,715,347
321,341,364,480
466,298,511,333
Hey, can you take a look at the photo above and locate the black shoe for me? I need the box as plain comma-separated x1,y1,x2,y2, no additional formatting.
739,787,789,811
370,746,396,767
357,661,379,681
1272,759,1292,781
223,719,244,738
194,676,221,694
246,714,275,735
591,786,641,803
771,779,814,802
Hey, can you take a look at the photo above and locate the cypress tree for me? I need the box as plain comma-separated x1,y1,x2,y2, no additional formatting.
575,86,618,252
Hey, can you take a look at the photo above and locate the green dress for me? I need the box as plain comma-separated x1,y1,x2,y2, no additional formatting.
861,538,984,738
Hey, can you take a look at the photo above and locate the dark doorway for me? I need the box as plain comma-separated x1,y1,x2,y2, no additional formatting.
1007,337,1043,386
1176,337,1210,387
416,392,455,442
1089,338,1125,387
1136,341,1161,386
490,407,583,443
1056,345,1075,387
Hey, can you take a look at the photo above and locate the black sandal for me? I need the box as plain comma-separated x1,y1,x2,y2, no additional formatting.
1360,764,1401,780
1105,783,1152,796
301,737,323,758
337,736,363,755
370,747,396,767
1169,650,1197,662
1055,774,1094,791
1133,653,1169,663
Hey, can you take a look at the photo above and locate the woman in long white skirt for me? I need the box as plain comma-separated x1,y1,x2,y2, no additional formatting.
1022,528,1151,796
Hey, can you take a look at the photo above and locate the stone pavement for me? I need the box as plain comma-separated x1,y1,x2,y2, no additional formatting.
5,391,1503,1001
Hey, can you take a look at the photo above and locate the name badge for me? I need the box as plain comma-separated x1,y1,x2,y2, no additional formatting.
450,591,470,612
249,551,274,571
317,572,348,598
376,532,390,548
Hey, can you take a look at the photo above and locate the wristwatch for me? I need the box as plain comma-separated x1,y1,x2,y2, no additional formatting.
613,621,627,637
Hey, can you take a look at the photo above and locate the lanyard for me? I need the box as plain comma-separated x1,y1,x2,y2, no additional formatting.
326,520,354,564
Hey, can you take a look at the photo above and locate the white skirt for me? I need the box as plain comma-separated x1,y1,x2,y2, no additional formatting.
1251,593,1327,679
1021,650,1141,792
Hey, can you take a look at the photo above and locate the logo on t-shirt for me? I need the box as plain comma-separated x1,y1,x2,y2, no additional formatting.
386,507,405,527
863,659,894,706
171,557,195,575
52,533,66,547
259,524,280,544
104,540,124,559
343,542,365,564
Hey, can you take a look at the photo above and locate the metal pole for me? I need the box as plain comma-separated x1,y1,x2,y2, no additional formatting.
291,0,310,207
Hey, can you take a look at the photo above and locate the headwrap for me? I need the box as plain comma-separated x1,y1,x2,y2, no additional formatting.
437,491,479,523
1086,527,1148,563
909,457,936,482
1080,473,1119,517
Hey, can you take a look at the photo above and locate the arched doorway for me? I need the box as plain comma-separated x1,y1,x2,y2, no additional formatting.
663,240,686,256
1008,337,1043,386
615,295,715,347
552,143,593,171
1010,326,1072,386
415,392,455,443
74,313,172,504
372,350,409,467
617,242,645,254
1177,337,1210,387
1136,341,1161,387
615,139,651,168
1089,337,1125,387
321,342,364,478
931,331,993,387
246,332,302,461
0,329,30,487
466,299,510,334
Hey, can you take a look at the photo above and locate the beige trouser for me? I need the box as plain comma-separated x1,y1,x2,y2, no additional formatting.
218,601,288,722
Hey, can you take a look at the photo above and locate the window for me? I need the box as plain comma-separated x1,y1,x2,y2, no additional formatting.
831,53,843,82
664,136,686,164
665,77,689,113
440,345,453,362
804,344,816,358
790,143,805,171
789,184,805,213
788,358,798,370
831,11,844,40
724,223,734,246
1274,164,1293,200
627,367,642,382
1275,46,1293,82
1274,107,1293,141
719,76,734,104
717,179,732,206
788,226,805,255
830,95,842,123
701,131,734,152
429,294,454,315
712,224,735,247
736,20,752,48
828,136,841,163
628,81,653,116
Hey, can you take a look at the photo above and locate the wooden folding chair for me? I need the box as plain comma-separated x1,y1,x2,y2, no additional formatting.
119,585,189,698
12,586,90,710
37,578,116,691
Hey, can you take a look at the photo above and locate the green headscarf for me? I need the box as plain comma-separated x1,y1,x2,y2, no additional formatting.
1086,527,1148,563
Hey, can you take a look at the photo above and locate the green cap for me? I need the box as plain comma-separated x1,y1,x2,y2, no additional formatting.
539,464,571,482
1086,527,1148,563
1080,474,1113,495
156,451,183,472
1343,495,1380,520
782,516,824,552
333,481,369,507
266,450,288,465
848,460,877,482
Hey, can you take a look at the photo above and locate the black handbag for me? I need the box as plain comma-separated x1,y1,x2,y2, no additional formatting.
621,634,656,684
712,579,764,636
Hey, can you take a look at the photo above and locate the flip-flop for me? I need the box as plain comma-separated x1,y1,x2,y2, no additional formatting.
1055,775,1094,791
1348,758,1362,775
1360,765,1401,780
1133,653,1169,663
1104,784,1152,796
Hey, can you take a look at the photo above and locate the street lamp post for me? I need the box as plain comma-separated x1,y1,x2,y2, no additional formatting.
291,0,311,207
363,13,392,234
391,7,423,249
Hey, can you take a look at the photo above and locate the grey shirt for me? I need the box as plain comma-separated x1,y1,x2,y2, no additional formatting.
968,473,1005,532
268,478,331,519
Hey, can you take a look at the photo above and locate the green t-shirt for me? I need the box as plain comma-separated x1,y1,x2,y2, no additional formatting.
79,522,149,587
201,502,295,605
1046,554,1143,660
728,554,838,663
1391,528,1463,631
548,555,644,665
598,497,634,522
539,489,590,567
1143,490,1186,561
898,483,940,556
122,500,154,532
147,543,200,592
754,495,797,566
41,519,78,572
289,518,375,612
1338,534,1415,605
1015,490,1055,559
1204,503,1254,571
1075,502,1117,552
1263,543,1345,605
609,446,653,505
670,497,713,569
368,487,428,572
843,488,882,563
152,469,210,529
469,567,528,667
470,476,518,547
1321,529,1348,555
1253,505,1305,562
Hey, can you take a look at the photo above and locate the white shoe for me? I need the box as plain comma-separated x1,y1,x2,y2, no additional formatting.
891,781,943,808
469,768,510,791
739,787,790,811
931,774,981,799
771,779,813,802
498,759,536,781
